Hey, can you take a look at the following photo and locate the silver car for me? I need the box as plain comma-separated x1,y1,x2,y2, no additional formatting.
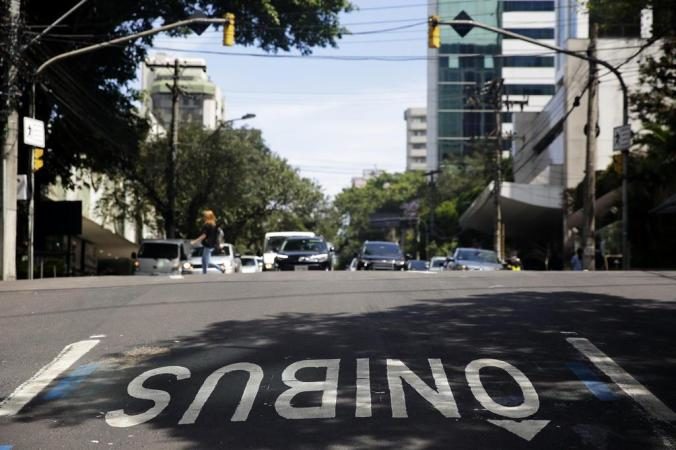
133,240,193,276
448,248,504,271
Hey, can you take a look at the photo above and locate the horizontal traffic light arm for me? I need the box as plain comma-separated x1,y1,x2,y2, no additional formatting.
35,16,234,77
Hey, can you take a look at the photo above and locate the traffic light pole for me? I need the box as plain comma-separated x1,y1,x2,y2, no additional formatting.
435,18,631,268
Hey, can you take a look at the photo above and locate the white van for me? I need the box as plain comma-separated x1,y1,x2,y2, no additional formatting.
262,231,315,271
133,240,193,276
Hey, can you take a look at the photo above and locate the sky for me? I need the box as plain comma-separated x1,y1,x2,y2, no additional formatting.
143,1,429,197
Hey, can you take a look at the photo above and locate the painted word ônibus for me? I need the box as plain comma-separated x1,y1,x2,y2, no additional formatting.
105,358,541,428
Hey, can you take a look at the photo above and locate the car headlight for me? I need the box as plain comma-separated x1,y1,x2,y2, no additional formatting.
276,254,289,260
182,262,193,270
301,254,328,263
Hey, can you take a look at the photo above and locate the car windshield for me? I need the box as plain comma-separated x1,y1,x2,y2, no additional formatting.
409,260,428,270
281,238,327,253
138,243,179,260
264,237,288,252
456,249,499,264
241,257,256,266
364,243,401,257
431,259,445,267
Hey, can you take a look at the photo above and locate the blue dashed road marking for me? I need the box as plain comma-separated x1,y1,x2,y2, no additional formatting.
43,363,99,401
567,361,619,401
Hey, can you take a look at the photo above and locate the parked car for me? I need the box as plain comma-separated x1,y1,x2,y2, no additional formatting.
429,256,447,272
240,255,262,274
356,241,407,271
133,240,193,276
447,248,504,271
262,231,316,271
274,236,332,271
407,259,430,271
190,243,241,274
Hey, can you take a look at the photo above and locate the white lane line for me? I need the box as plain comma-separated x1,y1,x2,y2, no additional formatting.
567,337,676,423
0,339,99,417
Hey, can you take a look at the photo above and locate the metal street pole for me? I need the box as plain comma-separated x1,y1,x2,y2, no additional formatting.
27,16,231,267
437,18,631,268
583,24,599,271
0,0,21,281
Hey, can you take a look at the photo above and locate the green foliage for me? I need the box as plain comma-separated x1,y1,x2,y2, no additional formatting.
331,151,494,265
589,0,675,38
98,125,328,253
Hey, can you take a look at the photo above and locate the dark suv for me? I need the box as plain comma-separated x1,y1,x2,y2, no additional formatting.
275,236,332,271
356,241,406,271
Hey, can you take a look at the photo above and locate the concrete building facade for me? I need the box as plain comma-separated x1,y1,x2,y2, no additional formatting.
404,108,427,171
141,53,225,131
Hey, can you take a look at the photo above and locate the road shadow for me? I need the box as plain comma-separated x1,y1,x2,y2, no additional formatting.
11,290,676,449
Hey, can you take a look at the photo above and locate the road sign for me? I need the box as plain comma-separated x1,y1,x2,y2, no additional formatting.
451,11,474,37
23,117,45,148
613,125,631,151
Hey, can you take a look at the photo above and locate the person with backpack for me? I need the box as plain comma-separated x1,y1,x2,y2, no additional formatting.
191,210,220,274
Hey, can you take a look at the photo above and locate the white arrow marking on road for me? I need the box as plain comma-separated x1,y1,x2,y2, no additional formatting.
487,420,551,441
0,339,99,417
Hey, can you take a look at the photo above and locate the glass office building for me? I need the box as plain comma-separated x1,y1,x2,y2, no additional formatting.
427,0,556,169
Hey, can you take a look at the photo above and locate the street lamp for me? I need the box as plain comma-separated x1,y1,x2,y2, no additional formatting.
432,14,631,269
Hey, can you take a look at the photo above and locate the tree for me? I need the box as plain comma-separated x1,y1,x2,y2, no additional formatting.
9,0,354,187
98,125,328,252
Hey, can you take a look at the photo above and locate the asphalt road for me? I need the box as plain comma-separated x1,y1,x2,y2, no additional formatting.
1,270,676,449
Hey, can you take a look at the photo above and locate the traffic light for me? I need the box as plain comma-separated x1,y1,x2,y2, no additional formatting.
428,16,441,49
223,13,235,46
33,148,44,172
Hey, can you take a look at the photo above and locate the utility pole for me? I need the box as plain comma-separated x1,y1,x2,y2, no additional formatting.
145,58,205,239
0,0,21,280
582,23,599,271
490,79,505,261
167,58,180,239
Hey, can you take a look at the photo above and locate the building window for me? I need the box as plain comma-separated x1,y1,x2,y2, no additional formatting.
503,28,555,39
503,1,554,12
501,55,554,67
504,84,555,96
412,143,426,150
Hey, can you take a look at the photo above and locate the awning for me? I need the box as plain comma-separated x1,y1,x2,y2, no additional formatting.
460,182,563,236
81,217,138,259
650,193,676,215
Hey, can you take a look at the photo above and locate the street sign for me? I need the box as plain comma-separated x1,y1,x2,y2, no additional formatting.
23,117,45,148
451,11,474,37
613,125,631,151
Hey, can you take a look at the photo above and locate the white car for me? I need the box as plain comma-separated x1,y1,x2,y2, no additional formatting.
240,255,262,274
429,256,447,272
190,243,241,274
262,231,315,271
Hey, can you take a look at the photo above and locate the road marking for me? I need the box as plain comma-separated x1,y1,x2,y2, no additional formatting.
567,362,618,401
355,358,372,418
387,359,459,418
179,363,263,424
0,340,99,417
465,358,540,419
487,420,550,442
106,366,191,428
43,363,99,400
89,334,106,339
275,359,340,420
568,337,676,422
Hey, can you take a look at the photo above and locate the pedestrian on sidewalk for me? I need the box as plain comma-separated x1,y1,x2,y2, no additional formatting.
571,248,584,271
191,210,219,274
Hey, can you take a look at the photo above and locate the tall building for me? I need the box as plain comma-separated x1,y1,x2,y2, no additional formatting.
404,108,427,171
427,0,556,169
140,53,225,131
